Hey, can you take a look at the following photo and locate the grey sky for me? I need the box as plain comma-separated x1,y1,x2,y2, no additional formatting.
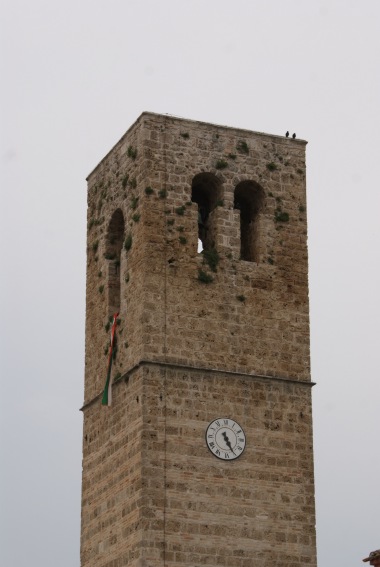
1,1,379,565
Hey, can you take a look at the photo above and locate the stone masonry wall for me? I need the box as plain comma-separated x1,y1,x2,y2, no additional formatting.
81,367,144,567
81,363,316,567
142,364,316,567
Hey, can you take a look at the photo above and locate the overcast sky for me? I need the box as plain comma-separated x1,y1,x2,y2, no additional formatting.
1,1,379,566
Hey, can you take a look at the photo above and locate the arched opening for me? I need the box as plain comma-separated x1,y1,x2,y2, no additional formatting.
106,209,125,315
191,173,222,251
234,181,264,262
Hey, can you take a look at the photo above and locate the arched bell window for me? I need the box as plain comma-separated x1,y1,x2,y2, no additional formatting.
105,209,125,315
191,173,222,251
234,181,264,262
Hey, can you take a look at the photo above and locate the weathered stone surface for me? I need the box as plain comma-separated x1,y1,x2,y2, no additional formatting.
81,113,316,567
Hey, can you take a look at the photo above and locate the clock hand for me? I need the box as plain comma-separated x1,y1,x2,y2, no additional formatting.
222,430,234,453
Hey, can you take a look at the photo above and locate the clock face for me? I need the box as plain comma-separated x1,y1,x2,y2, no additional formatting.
205,418,246,460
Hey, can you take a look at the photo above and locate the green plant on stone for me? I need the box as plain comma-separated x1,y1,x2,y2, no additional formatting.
131,196,139,210
132,213,140,222
124,234,132,251
127,145,137,160
215,159,228,170
175,206,186,216
266,162,277,171
237,141,249,154
122,175,129,189
275,210,289,223
179,236,187,244
158,189,167,199
236,295,246,302
202,247,219,272
198,269,213,284
180,132,189,139
145,186,154,195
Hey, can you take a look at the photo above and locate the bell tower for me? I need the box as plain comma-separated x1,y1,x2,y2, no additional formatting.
80,113,317,567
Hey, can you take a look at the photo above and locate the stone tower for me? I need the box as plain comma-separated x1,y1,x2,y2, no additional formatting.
81,112,317,567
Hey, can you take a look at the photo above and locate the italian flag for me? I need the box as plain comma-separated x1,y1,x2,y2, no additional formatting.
101,312,119,406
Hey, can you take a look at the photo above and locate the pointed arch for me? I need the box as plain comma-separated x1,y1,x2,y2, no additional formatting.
234,181,264,262
106,209,125,315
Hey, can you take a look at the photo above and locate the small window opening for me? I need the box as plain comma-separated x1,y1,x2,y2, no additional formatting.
106,209,125,315
234,181,264,262
191,173,221,252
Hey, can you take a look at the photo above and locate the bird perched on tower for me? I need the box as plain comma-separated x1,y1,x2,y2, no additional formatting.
292,133,296,139
286,131,289,137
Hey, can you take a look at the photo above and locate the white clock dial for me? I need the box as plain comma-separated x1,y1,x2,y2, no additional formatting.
205,418,246,460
